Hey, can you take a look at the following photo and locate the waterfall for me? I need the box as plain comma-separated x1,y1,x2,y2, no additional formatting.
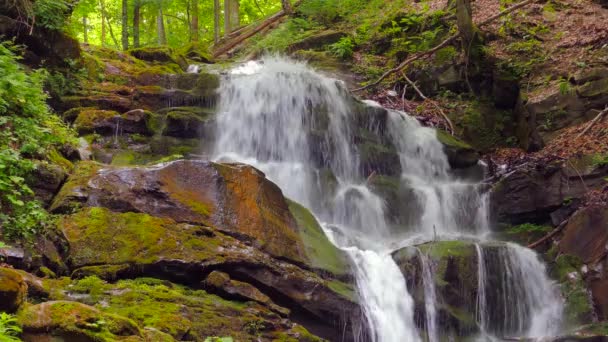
211,56,563,341
418,248,439,342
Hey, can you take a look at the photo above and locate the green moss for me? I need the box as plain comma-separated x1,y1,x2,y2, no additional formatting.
418,240,474,259
72,264,130,281
47,148,74,173
50,161,102,213
327,280,356,302
41,276,294,341
111,151,137,166
73,109,120,134
436,130,472,150
59,207,227,268
551,254,594,325
287,199,349,276
17,300,142,341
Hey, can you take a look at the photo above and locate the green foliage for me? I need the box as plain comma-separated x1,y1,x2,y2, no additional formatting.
252,18,320,53
34,0,72,30
328,37,354,59
299,0,340,26
0,41,77,240
592,154,608,167
507,223,551,235
204,338,233,342
0,313,22,342
558,77,573,95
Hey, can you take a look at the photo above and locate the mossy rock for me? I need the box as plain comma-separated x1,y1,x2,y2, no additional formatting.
163,107,215,138
181,43,213,63
129,46,177,63
0,267,27,313
358,141,401,176
17,300,142,342
551,254,595,325
74,109,121,135
287,200,350,277
50,161,102,214
40,276,323,341
436,130,480,169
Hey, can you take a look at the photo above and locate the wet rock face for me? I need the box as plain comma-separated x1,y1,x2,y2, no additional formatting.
50,160,357,340
558,206,608,321
393,241,479,337
52,160,305,263
0,267,27,313
490,158,608,225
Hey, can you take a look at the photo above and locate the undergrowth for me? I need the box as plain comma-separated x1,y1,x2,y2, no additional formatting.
0,41,77,241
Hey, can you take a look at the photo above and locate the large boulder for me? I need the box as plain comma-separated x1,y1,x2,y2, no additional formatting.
393,241,480,337
0,267,27,313
57,207,356,340
51,160,356,339
17,301,142,342
491,157,608,224
559,206,608,264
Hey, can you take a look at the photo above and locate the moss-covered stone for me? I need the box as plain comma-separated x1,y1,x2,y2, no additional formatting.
50,161,103,214
39,276,321,341
0,267,27,313
287,199,349,277
17,300,142,342
551,254,595,325
74,109,121,135
436,130,480,168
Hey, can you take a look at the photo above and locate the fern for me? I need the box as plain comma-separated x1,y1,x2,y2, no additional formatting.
0,313,22,342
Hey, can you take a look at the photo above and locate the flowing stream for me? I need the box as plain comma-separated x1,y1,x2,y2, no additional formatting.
211,57,563,341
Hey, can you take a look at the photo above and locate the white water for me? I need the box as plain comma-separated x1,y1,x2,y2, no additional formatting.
418,249,439,342
211,57,563,341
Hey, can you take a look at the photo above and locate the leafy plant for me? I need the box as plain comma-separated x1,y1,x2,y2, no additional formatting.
328,37,354,59
592,154,608,167
0,313,22,342
558,77,573,95
0,41,77,240
507,223,551,235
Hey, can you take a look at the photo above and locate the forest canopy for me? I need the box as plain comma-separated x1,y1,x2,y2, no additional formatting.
66,0,286,49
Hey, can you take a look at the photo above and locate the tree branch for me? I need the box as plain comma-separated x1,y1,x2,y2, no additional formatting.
576,106,608,139
528,219,568,249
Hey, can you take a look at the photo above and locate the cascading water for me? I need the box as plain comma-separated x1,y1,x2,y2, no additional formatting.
211,56,563,341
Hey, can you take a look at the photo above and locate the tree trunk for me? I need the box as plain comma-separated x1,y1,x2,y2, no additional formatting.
191,0,199,42
121,0,129,50
82,16,88,43
230,0,239,31
214,0,220,43
100,0,120,49
133,0,140,48
281,0,292,13
157,6,167,45
101,10,106,46
224,0,230,35
456,0,474,49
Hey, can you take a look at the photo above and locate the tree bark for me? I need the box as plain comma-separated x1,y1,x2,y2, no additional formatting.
101,10,106,46
224,0,240,35
191,0,199,42
82,16,88,43
230,0,240,32
100,0,119,49
157,5,167,45
281,0,292,13
121,0,129,50
214,0,220,43
224,0,230,35
133,0,140,48
456,0,474,49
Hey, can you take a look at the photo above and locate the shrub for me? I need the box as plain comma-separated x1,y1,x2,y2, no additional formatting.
0,41,77,240
328,37,354,59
